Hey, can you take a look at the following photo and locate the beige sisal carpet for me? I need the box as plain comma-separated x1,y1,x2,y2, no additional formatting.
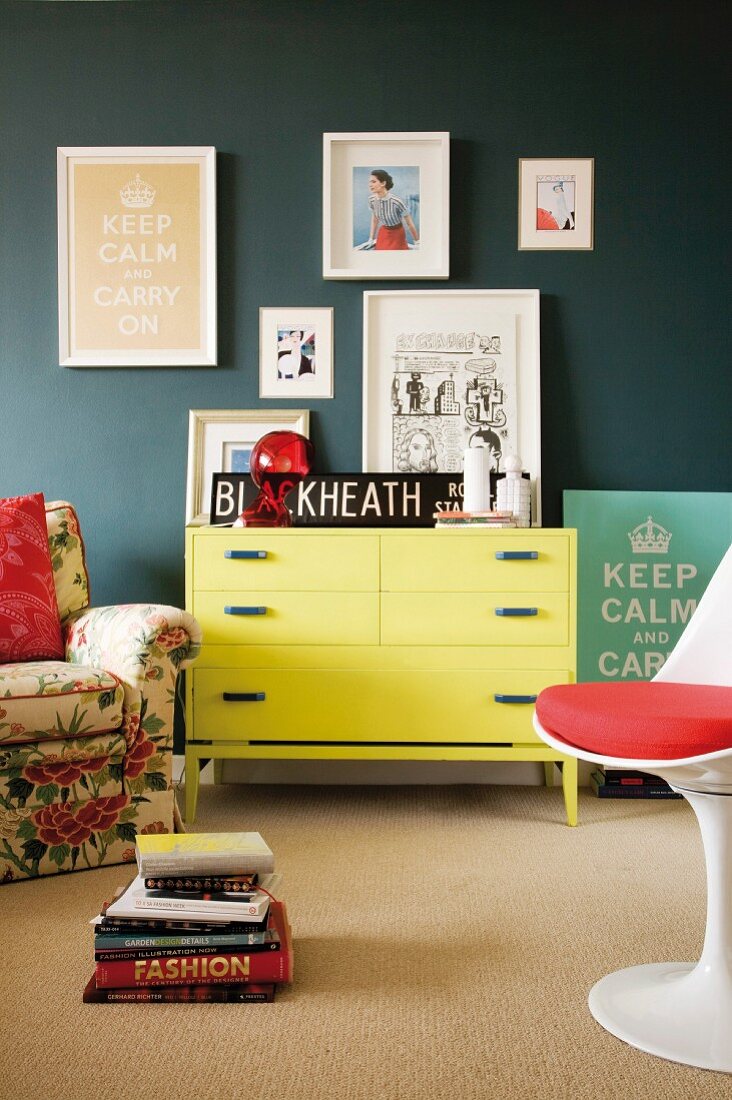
1,783,729,1100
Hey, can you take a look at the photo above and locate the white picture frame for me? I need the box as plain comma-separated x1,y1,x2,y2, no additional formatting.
259,307,334,399
57,145,217,366
185,408,310,523
518,157,594,250
363,289,542,524
323,131,449,280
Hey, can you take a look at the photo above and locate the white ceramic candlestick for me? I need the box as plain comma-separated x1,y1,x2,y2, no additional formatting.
462,447,492,512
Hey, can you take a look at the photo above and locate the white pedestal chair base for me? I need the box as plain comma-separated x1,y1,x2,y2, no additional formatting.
587,784,732,1073
533,714,732,1074
589,961,732,1073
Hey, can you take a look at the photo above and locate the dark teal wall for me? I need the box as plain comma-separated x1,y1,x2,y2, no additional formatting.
1,0,729,607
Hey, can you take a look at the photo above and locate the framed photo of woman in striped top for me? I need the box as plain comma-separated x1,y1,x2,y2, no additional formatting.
323,132,449,279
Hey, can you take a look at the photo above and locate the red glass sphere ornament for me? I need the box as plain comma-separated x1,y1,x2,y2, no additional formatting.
236,431,314,527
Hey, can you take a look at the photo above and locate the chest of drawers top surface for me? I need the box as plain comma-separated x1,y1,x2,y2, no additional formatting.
187,526,573,593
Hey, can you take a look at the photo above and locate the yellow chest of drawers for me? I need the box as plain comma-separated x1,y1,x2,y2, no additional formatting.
184,525,578,824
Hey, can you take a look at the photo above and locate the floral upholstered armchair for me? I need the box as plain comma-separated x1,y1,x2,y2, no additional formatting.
0,500,201,884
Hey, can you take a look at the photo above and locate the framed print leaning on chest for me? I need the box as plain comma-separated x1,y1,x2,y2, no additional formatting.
363,289,542,524
185,408,310,524
57,146,216,366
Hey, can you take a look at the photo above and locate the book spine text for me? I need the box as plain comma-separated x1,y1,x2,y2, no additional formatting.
95,949,291,988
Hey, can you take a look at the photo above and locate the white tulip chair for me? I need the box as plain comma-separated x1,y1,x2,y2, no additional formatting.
533,542,732,1072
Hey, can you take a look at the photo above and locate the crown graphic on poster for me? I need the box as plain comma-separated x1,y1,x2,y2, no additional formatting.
628,516,672,554
120,174,156,208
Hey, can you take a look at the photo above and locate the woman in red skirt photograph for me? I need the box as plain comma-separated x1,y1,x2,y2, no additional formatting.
355,168,420,250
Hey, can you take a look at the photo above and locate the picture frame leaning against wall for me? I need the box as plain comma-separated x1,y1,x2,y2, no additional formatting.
185,409,310,524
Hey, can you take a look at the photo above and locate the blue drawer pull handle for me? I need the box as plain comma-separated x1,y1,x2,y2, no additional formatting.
495,551,538,560
222,692,266,702
495,607,538,616
224,606,267,616
494,694,538,704
224,550,268,559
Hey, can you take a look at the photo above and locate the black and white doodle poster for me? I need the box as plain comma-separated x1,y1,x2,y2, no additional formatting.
388,317,517,475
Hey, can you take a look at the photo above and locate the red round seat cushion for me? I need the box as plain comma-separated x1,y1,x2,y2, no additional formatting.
536,682,732,760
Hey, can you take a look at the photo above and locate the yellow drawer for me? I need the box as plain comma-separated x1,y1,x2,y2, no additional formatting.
381,593,569,646
191,668,571,744
193,591,379,645
381,534,569,592
191,534,379,591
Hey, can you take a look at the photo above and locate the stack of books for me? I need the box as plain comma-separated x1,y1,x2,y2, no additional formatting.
83,831,293,1003
590,768,682,799
434,509,517,528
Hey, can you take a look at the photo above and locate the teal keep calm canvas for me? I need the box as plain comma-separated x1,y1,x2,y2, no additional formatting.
563,491,732,683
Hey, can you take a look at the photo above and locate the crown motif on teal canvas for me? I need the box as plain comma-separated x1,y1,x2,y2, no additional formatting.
628,516,672,554
120,174,156,208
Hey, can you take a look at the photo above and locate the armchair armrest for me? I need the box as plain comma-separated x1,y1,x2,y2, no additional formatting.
64,605,202,788
64,604,202,687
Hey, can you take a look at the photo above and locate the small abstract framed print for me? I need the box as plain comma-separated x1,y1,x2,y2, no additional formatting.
323,132,449,279
57,145,217,366
259,307,334,399
518,158,594,250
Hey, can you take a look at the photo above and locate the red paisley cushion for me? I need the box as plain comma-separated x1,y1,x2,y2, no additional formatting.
536,682,732,760
0,492,64,662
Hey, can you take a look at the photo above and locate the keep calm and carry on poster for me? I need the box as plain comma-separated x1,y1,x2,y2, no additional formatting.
564,491,732,683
